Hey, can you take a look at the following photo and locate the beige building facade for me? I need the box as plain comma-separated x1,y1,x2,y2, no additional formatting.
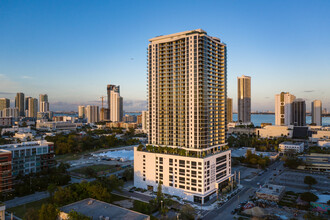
134,29,232,204
275,92,296,126
237,75,251,123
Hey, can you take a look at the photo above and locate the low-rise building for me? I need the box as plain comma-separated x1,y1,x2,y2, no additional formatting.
298,153,330,172
106,122,137,129
256,125,292,138
318,139,330,148
227,127,256,135
279,142,304,154
59,198,149,220
0,117,14,127
256,184,285,202
134,146,233,204
36,121,77,131
310,126,330,142
13,133,34,141
0,140,55,177
0,150,12,193
1,126,32,135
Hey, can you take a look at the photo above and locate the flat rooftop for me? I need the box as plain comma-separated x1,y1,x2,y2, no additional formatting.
60,198,149,220
280,142,303,145
257,184,285,196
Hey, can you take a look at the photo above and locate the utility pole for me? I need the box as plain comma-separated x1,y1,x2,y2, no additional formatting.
239,171,241,185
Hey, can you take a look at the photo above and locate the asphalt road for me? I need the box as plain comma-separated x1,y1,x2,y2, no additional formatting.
5,191,50,209
202,160,285,220
113,190,153,203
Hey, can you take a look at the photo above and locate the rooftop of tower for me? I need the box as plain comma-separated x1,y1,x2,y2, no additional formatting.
149,29,221,43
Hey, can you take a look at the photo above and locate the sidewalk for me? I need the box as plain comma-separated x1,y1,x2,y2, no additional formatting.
4,191,49,209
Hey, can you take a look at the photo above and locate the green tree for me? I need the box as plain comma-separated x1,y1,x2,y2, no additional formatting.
179,204,196,220
108,175,124,191
304,176,317,189
133,200,150,214
38,203,59,220
300,192,318,203
156,181,164,206
68,210,91,220
23,208,39,220
122,168,134,181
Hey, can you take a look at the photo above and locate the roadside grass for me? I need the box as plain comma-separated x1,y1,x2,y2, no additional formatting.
71,164,117,175
7,198,49,218
111,193,127,202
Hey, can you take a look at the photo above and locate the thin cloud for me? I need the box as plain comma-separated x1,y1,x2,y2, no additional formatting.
0,92,15,95
22,76,32,79
304,90,315,93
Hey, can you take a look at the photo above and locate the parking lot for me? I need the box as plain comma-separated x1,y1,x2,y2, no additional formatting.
273,170,330,192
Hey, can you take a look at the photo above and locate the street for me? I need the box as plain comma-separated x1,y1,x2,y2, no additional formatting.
202,160,284,219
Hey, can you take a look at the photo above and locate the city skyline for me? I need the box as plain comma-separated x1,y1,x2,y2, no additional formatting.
0,0,330,111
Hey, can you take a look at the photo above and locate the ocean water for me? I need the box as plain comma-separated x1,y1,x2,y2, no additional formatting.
232,113,330,127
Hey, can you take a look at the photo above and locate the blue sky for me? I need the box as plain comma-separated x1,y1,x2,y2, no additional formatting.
0,0,329,112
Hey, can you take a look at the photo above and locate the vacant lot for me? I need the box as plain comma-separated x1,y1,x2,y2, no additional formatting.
7,198,49,218
71,164,118,177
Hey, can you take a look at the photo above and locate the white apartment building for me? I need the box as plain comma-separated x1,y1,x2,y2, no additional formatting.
275,92,296,126
78,105,85,119
107,85,123,122
279,142,304,154
86,105,99,124
134,29,233,204
312,100,322,126
141,111,148,133
256,125,293,138
2,107,19,118
39,94,49,112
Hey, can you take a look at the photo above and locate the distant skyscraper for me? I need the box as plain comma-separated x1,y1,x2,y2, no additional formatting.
292,99,306,126
312,100,322,126
78,106,85,119
227,98,233,123
107,85,123,122
141,111,148,133
134,29,231,204
27,97,38,118
275,92,296,126
39,94,49,112
2,108,19,118
0,98,10,111
86,105,99,123
237,75,251,123
15,93,25,117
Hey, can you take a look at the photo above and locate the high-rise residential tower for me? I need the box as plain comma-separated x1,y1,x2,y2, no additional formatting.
39,94,49,112
227,98,233,123
15,93,25,117
107,85,123,122
292,99,306,126
312,100,322,126
141,110,148,133
134,29,232,204
27,97,38,118
78,106,85,119
275,92,296,126
86,105,99,123
0,98,10,111
237,75,251,123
